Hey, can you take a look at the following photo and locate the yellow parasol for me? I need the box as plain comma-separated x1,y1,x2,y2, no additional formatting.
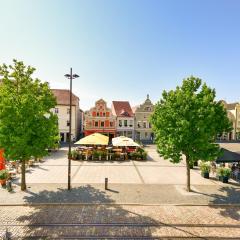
75,133,109,146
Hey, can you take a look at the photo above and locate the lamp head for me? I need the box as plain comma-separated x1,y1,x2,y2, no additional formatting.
64,74,71,79
73,74,79,78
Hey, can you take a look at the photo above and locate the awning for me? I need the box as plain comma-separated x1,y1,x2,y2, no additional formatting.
216,148,240,163
75,133,109,146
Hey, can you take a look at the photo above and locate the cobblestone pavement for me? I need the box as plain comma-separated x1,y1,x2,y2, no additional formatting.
0,205,240,239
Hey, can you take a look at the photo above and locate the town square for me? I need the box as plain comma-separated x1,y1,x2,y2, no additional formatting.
1,0,240,239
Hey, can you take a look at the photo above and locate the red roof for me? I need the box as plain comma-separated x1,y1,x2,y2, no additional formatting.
112,101,133,117
51,89,79,106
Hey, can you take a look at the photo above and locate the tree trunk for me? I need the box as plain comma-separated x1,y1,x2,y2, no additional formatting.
186,157,191,192
21,160,26,191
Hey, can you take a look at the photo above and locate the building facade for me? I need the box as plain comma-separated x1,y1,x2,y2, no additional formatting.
84,99,116,139
218,100,240,141
236,103,240,138
51,89,80,142
112,101,135,139
134,95,154,143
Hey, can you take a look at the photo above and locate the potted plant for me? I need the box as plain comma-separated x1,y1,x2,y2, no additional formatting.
200,162,210,179
217,167,231,183
71,150,78,160
129,152,136,160
141,151,147,160
101,151,107,161
98,151,103,160
189,162,194,169
0,169,9,187
93,150,99,161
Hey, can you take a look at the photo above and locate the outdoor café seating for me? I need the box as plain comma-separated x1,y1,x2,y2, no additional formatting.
74,133,144,161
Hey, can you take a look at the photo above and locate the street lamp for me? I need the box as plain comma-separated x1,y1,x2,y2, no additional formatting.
64,68,79,190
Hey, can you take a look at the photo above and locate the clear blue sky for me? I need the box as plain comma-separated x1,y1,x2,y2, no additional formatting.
0,0,239,110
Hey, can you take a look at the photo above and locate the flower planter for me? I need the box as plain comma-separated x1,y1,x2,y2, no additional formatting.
222,176,229,183
218,176,223,181
202,172,209,179
0,179,6,187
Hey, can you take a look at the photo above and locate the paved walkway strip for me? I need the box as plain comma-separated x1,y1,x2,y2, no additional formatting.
132,160,145,183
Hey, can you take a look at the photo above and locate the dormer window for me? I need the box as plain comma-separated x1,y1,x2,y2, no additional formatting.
120,109,130,117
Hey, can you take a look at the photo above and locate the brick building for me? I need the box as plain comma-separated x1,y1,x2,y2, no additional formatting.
84,99,116,139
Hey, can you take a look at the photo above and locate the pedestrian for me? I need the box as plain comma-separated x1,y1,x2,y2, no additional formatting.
211,162,217,176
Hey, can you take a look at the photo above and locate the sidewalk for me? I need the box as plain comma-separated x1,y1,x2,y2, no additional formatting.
0,183,240,205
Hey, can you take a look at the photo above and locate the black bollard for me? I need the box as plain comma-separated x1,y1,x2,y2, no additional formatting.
6,180,12,192
105,178,108,190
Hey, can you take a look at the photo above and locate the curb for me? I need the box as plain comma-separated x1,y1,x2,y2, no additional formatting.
1,203,240,207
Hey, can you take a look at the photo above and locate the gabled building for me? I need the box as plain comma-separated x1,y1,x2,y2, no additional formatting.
218,100,239,141
134,94,154,143
51,89,80,142
84,99,116,139
112,101,134,139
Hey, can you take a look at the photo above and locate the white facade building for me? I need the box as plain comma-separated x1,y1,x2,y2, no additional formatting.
112,101,135,139
51,89,80,142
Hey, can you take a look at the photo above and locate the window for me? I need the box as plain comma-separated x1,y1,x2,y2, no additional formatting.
97,112,99,116
143,122,147,128
127,131,132,138
110,121,114,127
129,120,133,127
119,120,122,127
145,132,148,138
101,121,104,127
103,112,106,117
67,120,70,126
223,133,227,140
124,120,127,127
55,108,59,114
67,108,70,114
137,121,141,128
149,122,151,128
95,121,98,127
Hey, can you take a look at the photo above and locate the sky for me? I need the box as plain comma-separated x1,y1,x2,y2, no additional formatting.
0,0,240,110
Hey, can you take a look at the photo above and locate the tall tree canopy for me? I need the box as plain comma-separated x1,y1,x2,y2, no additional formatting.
151,76,232,191
0,60,59,190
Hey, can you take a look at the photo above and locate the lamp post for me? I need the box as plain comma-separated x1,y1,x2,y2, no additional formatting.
64,68,79,190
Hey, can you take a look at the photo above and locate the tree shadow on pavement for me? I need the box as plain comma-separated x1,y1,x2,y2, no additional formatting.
208,186,240,221
12,185,158,238
4,184,206,239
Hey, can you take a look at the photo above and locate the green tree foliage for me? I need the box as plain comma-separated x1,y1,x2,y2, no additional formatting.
0,60,59,190
151,76,232,191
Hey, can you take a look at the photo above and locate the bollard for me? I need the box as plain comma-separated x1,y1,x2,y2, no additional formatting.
6,180,12,192
105,178,108,190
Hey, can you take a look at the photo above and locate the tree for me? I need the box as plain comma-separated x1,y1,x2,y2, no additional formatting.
0,60,59,191
151,76,232,192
